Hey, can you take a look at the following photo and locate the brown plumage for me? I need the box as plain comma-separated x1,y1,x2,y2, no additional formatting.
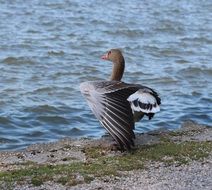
80,49,161,150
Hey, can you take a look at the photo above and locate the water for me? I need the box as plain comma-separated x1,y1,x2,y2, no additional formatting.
0,0,211,150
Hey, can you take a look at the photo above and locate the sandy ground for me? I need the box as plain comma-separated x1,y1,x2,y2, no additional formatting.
0,120,211,190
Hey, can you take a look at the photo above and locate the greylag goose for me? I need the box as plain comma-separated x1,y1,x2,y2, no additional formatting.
80,49,161,150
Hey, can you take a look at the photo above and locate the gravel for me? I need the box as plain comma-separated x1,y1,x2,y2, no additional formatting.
0,120,211,190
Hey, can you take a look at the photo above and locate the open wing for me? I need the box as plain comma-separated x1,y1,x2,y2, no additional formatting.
80,81,161,149
80,81,138,150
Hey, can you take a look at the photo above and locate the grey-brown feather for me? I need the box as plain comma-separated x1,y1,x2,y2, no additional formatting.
80,80,160,150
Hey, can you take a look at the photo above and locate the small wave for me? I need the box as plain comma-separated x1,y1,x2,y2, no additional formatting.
105,29,144,37
175,59,190,64
90,19,108,25
200,97,212,104
0,116,11,125
178,113,212,125
48,50,65,56
37,115,69,125
32,87,55,93
26,29,40,34
191,91,202,97
69,127,84,136
151,77,178,85
2,57,17,64
143,45,160,52
180,37,212,44
178,67,212,77
0,137,19,144
154,20,185,34
50,127,85,137
2,56,35,65
53,71,76,78
23,131,44,138
24,105,60,114
159,49,181,57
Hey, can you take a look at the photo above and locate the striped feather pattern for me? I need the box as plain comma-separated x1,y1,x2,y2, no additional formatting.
127,89,161,114
80,80,161,150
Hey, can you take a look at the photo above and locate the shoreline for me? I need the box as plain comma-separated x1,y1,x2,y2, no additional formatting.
0,120,211,190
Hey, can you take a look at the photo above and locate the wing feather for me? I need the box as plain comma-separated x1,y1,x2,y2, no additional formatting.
80,81,161,150
80,81,137,149
127,88,161,118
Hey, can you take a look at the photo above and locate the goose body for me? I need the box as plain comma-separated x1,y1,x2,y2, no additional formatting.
80,49,161,150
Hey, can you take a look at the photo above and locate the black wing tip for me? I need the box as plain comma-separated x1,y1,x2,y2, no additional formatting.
145,113,155,120
149,88,161,105
104,128,135,151
113,129,136,151
115,137,135,151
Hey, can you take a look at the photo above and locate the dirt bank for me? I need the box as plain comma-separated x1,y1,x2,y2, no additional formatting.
0,120,211,190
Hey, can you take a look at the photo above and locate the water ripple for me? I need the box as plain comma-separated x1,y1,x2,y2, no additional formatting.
0,0,211,150
2,57,36,64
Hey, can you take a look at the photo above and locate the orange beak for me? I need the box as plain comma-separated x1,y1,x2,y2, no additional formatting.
101,53,108,60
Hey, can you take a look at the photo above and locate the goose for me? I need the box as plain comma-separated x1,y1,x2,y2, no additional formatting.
80,49,161,150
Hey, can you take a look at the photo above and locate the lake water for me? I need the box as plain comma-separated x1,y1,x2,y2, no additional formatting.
0,0,211,150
